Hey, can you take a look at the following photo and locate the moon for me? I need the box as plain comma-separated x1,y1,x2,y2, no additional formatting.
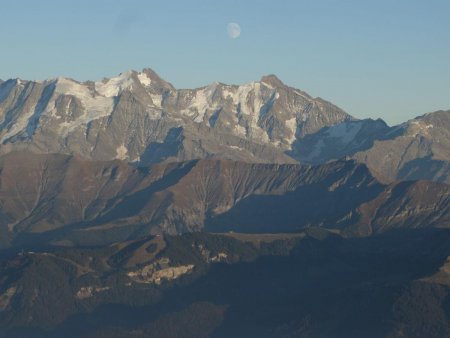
227,22,241,39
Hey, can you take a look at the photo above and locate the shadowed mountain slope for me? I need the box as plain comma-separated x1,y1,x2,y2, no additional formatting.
0,152,448,249
2,230,450,337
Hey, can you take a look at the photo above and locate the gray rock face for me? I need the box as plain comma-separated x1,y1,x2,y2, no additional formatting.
0,69,351,164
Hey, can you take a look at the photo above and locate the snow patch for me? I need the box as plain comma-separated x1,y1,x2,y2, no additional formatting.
178,81,274,144
301,122,362,161
294,90,311,100
411,121,433,129
234,124,247,136
115,144,128,160
0,81,56,142
53,78,115,135
326,122,362,144
95,71,134,97
409,121,434,136
261,81,274,89
181,85,218,123
150,94,162,107
232,82,268,141
285,117,297,144
137,72,152,87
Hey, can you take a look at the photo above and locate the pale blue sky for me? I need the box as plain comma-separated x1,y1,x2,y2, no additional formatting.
1,0,449,125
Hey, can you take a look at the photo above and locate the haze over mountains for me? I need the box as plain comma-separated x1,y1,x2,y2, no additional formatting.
1,68,450,337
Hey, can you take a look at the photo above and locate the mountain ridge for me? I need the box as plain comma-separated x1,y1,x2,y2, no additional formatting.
0,152,448,250
0,68,351,165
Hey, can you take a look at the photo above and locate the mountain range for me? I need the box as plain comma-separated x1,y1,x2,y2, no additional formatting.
1,69,449,183
1,68,450,337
